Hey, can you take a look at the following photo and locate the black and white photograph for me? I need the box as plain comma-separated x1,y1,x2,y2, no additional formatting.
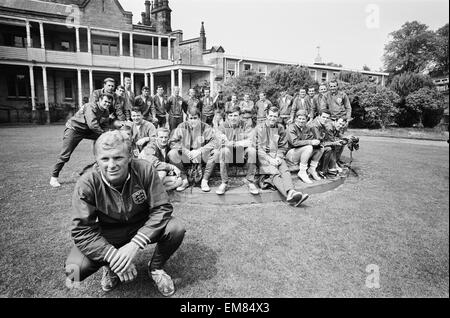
0,0,448,302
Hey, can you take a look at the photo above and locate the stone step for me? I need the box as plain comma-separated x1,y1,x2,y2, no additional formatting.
168,170,347,205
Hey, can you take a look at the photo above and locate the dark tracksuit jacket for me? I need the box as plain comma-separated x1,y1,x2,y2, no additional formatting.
291,96,313,119
286,123,315,148
186,97,203,114
113,94,131,121
151,95,168,117
169,122,216,154
323,121,344,147
277,95,294,117
255,122,289,163
325,91,352,121
89,88,115,105
139,141,173,172
134,95,154,121
67,102,110,136
166,95,188,118
71,159,173,264
201,96,215,117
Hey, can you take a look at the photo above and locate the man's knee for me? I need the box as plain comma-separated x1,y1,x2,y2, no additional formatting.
323,146,332,155
158,171,167,180
245,147,257,163
168,149,181,164
220,147,232,163
164,217,186,242
203,148,218,163
65,246,103,283
303,145,313,154
285,148,296,161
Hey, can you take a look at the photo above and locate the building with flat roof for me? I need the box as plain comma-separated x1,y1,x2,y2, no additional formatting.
0,0,388,123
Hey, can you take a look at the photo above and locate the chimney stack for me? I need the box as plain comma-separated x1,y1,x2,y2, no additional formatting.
199,21,206,51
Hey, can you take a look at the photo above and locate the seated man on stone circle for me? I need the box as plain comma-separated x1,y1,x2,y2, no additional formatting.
285,109,324,184
139,127,183,191
64,130,185,296
215,105,259,195
255,106,309,207
307,109,338,177
323,117,348,174
168,107,218,192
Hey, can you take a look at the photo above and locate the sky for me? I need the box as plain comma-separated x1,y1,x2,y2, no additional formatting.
121,0,449,71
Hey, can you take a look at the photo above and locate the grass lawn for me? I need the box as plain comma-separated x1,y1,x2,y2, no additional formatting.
0,125,448,298
348,127,449,141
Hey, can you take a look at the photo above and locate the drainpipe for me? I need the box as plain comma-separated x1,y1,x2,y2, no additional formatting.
236,58,243,76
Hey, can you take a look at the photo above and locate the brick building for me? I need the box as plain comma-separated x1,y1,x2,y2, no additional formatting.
0,0,388,123
0,0,215,123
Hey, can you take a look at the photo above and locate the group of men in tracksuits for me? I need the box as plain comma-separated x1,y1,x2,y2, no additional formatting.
55,76,355,296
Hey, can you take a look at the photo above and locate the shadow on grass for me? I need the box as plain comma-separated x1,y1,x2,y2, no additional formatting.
167,242,219,290
80,242,219,298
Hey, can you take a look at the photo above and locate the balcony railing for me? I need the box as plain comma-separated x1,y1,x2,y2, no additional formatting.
0,45,172,69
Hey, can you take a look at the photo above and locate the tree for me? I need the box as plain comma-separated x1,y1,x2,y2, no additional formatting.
263,65,316,100
338,71,369,84
362,65,371,71
221,71,267,101
430,23,449,77
383,21,436,75
389,72,434,97
405,87,446,127
389,72,435,127
343,82,400,129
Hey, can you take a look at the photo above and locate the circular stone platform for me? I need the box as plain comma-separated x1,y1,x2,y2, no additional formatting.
168,167,348,205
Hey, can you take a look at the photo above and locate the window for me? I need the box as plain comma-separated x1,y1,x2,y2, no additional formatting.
64,78,73,99
332,72,339,80
309,70,316,79
110,44,118,56
321,71,327,82
244,63,252,71
61,41,70,51
101,43,109,55
226,60,236,78
93,41,119,56
94,79,102,90
14,35,26,48
7,74,28,98
17,75,26,97
93,43,101,55
257,64,267,75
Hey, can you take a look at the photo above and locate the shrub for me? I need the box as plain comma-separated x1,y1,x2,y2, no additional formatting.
389,72,435,97
221,65,317,103
405,87,446,128
221,71,267,101
344,82,400,129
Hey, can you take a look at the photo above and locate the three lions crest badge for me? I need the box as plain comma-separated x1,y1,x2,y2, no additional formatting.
132,189,147,205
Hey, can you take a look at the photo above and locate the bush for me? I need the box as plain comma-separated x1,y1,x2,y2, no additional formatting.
343,82,400,129
338,71,369,84
404,87,446,128
263,65,316,100
221,71,267,101
221,65,317,103
388,72,437,127
389,72,435,97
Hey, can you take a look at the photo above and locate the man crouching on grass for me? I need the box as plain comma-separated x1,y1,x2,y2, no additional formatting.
64,130,185,296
